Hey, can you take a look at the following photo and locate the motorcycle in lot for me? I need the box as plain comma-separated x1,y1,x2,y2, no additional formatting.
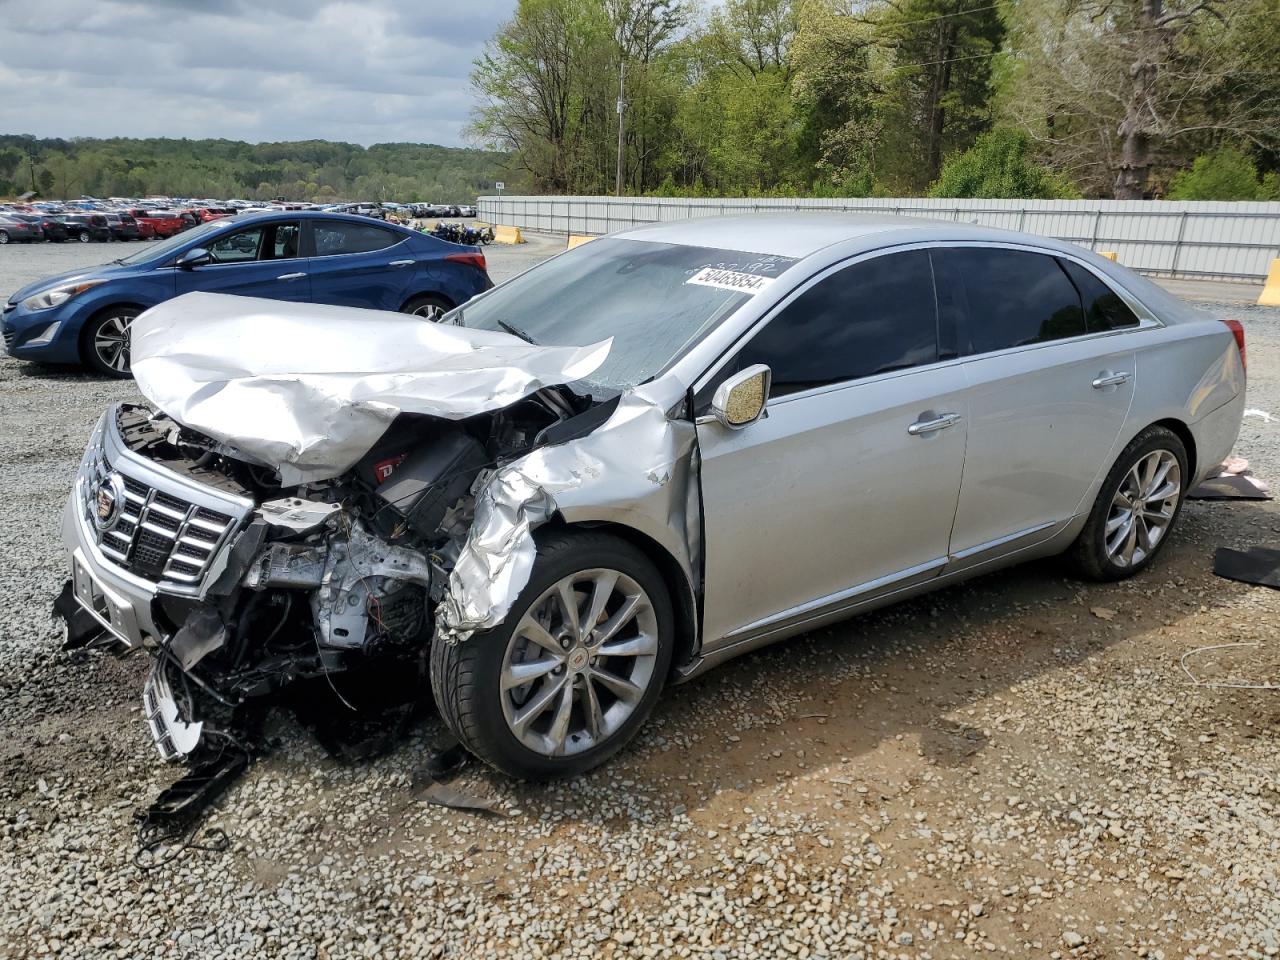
428,221,494,245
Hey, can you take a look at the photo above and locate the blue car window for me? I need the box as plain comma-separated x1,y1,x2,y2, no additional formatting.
209,227,264,263
313,220,399,256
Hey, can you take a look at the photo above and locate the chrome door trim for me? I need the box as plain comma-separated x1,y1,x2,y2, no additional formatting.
1092,371,1132,388
908,412,963,435
946,520,1058,563
276,272,307,281
715,556,946,647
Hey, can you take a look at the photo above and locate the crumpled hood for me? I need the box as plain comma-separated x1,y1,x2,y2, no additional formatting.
130,292,611,484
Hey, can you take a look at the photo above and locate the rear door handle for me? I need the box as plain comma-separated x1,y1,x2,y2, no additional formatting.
908,413,962,436
1092,371,1131,389
388,259,415,267
276,272,307,281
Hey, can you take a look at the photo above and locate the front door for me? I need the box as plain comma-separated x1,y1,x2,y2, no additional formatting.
174,220,310,302
695,249,970,649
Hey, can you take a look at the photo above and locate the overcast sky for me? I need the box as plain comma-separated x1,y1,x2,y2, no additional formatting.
0,0,520,146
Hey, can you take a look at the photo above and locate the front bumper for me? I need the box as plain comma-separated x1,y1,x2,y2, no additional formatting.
2,300,85,363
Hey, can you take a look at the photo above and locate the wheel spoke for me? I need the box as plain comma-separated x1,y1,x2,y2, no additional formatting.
582,571,619,639
590,594,642,648
518,618,565,658
556,580,581,639
510,674,567,736
598,632,658,658
546,680,575,755
582,674,605,741
502,656,561,691
1105,509,1131,536
588,667,643,704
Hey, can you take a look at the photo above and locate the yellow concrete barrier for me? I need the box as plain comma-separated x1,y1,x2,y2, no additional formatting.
1098,251,1118,262
567,234,595,249
493,224,524,245
1259,258,1280,307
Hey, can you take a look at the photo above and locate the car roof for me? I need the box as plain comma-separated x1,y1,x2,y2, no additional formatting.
613,212,1087,260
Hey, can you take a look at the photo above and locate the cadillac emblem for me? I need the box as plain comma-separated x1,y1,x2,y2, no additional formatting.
93,473,125,532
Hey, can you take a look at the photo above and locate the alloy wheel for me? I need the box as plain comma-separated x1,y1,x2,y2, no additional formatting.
500,568,659,757
93,314,133,373
1104,450,1181,568
412,303,444,320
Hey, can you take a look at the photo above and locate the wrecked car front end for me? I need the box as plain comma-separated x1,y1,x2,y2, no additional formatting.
55,291,703,766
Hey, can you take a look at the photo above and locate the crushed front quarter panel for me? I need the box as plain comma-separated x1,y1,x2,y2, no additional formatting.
438,380,698,643
129,292,611,484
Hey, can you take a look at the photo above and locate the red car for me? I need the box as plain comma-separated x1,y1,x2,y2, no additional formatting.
190,206,235,223
125,209,187,239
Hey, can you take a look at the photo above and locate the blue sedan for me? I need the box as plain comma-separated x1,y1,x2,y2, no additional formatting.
2,211,493,376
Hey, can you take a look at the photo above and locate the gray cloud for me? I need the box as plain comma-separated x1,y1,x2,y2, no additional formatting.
0,0,518,145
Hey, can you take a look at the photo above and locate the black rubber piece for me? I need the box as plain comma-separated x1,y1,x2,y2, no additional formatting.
1213,546,1280,589
430,529,674,780
1069,425,1189,581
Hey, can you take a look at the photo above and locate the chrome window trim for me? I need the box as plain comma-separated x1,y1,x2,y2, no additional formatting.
689,239,1160,401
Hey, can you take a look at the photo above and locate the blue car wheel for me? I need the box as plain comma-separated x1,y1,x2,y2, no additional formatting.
82,307,140,377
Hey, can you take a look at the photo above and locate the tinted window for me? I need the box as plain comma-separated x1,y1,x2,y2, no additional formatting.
1059,259,1140,332
207,221,299,263
946,248,1086,353
736,250,939,397
313,220,400,256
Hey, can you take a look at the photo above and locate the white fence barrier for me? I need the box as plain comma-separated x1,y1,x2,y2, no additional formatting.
477,196,1280,281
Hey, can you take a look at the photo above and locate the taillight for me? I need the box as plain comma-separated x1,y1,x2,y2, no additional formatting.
446,251,487,271
1222,318,1246,371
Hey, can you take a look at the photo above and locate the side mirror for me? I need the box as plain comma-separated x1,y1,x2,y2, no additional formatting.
175,247,211,269
711,364,771,429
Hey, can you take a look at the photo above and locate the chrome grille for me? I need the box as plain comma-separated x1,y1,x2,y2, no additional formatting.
82,441,238,587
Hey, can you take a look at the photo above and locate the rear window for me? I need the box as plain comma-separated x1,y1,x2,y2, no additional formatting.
1059,259,1141,332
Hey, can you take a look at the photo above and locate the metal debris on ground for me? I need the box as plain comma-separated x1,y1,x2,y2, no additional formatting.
132,745,250,870
1180,642,1280,691
410,739,509,816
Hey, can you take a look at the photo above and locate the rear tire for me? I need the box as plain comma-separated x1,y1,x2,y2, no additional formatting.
81,307,141,378
77,232,91,243
0,231,9,244
431,530,674,780
1069,425,1189,581
401,293,453,320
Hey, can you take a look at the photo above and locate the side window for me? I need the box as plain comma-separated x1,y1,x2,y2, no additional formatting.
208,227,263,263
1058,259,1140,332
312,220,400,256
265,222,301,260
735,249,939,398
946,248,1086,354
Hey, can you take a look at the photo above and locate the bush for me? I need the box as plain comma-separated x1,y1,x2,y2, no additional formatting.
1167,146,1280,201
929,129,1079,200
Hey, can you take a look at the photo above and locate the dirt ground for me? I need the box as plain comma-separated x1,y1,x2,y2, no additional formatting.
1,237,1277,959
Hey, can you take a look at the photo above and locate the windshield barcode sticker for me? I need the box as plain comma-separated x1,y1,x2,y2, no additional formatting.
686,267,776,294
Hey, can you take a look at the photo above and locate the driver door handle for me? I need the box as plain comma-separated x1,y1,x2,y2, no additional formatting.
908,413,962,436
388,259,415,267
1092,371,1131,389
276,272,307,281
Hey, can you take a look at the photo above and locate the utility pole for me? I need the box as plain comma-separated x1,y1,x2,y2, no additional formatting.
615,60,626,197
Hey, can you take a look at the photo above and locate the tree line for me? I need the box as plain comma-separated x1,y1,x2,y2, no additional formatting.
470,0,1280,200
0,136,527,202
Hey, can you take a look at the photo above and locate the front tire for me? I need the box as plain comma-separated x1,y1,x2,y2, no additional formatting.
0,230,9,244
77,231,91,243
1069,425,1188,581
431,530,674,780
82,307,141,377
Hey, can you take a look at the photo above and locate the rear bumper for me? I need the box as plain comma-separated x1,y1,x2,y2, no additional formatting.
1190,389,1247,485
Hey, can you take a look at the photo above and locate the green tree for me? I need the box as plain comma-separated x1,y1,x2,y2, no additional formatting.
929,128,1080,199
1167,146,1280,200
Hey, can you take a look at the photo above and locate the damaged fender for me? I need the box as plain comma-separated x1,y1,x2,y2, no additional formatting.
438,380,700,643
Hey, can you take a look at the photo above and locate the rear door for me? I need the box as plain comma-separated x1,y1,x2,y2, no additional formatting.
941,246,1138,571
305,219,416,309
174,219,309,302
695,249,970,649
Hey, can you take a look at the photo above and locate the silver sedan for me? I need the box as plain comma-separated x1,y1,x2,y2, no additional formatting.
59,214,1247,781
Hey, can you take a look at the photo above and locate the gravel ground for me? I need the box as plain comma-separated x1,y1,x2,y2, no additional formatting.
2,239,1279,959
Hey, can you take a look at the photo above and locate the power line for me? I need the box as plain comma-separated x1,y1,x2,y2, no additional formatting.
864,2,1001,30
